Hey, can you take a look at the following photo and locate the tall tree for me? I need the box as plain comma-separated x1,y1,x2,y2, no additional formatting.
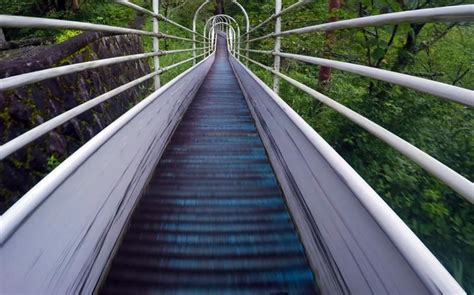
318,0,341,88
72,0,80,12
215,0,225,15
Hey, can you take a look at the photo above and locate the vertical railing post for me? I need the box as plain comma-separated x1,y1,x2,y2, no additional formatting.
210,28,214,54
192,34,197,64
245,33,249,65
152,0,160,90
192,31,197,65
231,0,249,63
273,0,282,94
193,1,210,65
237,30,240,60
228,28,231,52
214,30,217,51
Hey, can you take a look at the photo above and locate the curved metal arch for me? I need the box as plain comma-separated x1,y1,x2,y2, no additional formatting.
231,0,249,63
204,14,240,39
204,16,228,51
209,21,237,39
207,20,238,53
204,16,226,35
231,0,249,33
204,14,241,58
210,21,237,54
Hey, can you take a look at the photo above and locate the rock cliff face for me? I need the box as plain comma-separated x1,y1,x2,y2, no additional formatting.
0,32,152,213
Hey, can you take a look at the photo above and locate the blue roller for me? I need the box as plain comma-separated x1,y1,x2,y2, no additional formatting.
101,35,318,294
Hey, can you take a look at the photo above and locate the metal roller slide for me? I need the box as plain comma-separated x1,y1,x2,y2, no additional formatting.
100,35,318,293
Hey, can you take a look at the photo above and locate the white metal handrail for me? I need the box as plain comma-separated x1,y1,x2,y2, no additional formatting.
0,1,216,163
245,5,474,42
0,1,219,248
212,22,237,55
230,55,465,295
204,15,240,58
276,4,474,37
0,15,204,44
192,0,211,64
237,52,472,202
0,50,196,91
0,50,215,244
0,51,208,161
0,15,157,36
230,0,250,63
238,50,474,107
222,3,474,203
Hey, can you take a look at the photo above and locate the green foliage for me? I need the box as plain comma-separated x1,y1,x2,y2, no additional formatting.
72,0,145,27
55,29,81,43
47,155,61,172
1,0,145,41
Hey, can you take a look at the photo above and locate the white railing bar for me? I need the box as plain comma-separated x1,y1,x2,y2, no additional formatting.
237,52,473,202
240,48,272,54
245,5,474,42
0,49,199,92
152,0,160,89
247,32,274,43
272,52,473,107
230,55,465,294
159,15,208,39
0,52,158,91
237,52,273,70
0,71,160,160
114,0,208,39
0,15,157,37
0,15,207,43
163,47,207,54
162,33,206,43
278,5,474,37
243,0,311,37
273,0,282,94
0,52,216,244
239,48,474,106
161,51,208,72
0,51,209,160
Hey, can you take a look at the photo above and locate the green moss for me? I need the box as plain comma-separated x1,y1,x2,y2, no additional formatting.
56,30,82,44
0,108,9,121
47,155,61,172
56,44,94,66
10,158,24,169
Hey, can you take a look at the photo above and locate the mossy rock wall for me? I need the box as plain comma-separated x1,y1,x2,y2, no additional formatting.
0,32,151,213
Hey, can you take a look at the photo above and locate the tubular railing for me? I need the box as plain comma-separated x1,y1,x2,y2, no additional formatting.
0,2,214,161
228,3,473,203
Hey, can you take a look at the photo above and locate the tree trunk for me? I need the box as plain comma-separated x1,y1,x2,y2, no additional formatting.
215,0,225,15
318,0,341,88
72,0,80,12
391,24,424,73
